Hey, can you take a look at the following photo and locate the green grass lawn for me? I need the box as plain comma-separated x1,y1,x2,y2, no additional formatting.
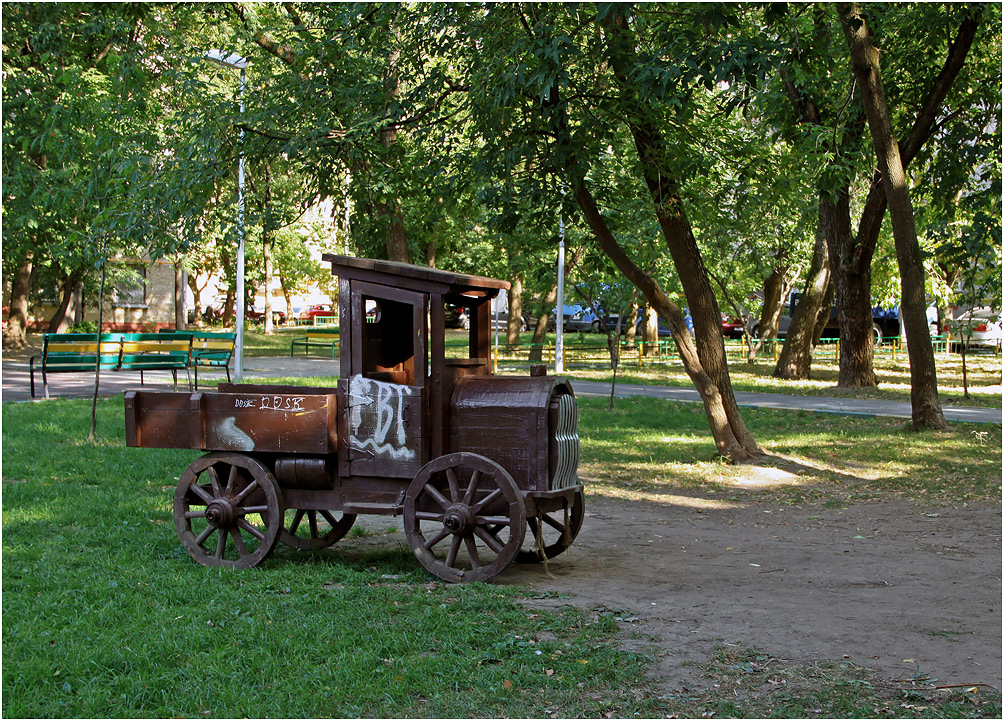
3,396,1000,718
1,399,654,718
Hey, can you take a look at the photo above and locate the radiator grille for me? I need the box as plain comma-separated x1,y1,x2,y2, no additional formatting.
552,393,580,489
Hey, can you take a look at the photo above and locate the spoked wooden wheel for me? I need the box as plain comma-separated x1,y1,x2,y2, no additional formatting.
173,453,283,569
278,509,356,550
404,452,526,583
517,489,584,563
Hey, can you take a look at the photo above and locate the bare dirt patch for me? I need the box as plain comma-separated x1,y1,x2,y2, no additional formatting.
501,486,1002,693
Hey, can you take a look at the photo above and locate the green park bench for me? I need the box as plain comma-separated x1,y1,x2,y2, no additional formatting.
290,327,340,358
29,333,124,399
118,333,193,391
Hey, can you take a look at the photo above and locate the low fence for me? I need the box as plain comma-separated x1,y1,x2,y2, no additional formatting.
487,333,974,372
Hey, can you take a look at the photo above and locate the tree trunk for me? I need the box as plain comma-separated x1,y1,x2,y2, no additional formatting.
774,201,832,378
624,303,639,347
839,3,947,429
642,304,659,356
506,274,524,345
4,254,34,348
187,275,205,326
48,269,82,333
174,259,186,330
574,179,761,462
819,182,879,387
758,268,788,341
598,7,760,461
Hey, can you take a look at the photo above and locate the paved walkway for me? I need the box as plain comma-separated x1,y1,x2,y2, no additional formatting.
3,356,1000,424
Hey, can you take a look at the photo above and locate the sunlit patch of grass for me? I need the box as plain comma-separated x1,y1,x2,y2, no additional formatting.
571,353,1002,408
577,397,1002,506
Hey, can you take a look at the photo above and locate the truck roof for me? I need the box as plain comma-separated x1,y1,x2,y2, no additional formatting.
323,254,509,299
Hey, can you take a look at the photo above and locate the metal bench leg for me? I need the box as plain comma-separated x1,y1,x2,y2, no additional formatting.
29,358,37,399
172,369,177,391
186,368,193,392
225,364,231,384
140,370,145,386
194,364,199,391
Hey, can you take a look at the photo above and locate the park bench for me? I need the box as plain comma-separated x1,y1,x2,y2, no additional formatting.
158,329,236,388
290,327,340,358
118,333,193,391
29,333,124,399
186,331,236,389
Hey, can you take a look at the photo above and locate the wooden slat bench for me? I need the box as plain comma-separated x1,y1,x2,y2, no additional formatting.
186,331,236,389
29,333,124,399
119,333,192,391
290,327,340,358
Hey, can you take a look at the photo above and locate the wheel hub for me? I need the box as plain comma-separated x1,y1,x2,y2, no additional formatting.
205,498,236,527
442,504,475,534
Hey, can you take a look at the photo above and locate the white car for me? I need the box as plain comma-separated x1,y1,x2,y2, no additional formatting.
949,306,1002,351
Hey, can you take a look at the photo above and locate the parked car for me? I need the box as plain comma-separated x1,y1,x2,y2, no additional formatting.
445,304,469,329
721,313,745,339
247,306,286,325
948,306,1002,351
299,303,335,321
636,312,689,337
746,297,891,343
490,310,535,332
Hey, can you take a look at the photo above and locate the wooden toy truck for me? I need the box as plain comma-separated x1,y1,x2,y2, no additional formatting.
125,255,583,582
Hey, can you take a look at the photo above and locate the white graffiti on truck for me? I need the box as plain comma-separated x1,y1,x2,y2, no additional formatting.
348,375,415,461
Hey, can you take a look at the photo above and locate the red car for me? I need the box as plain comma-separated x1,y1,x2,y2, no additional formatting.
721,313,746,339
299,304,334,321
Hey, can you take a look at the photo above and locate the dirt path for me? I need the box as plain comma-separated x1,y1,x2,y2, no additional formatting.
501,490,1002,692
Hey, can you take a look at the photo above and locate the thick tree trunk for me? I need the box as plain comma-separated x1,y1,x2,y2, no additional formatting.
4,254,34,348
774,200,832,379
822,184,879,387
840,3,947,429
529,292,555,364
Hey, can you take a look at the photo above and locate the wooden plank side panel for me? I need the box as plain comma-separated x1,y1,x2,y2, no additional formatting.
202,392,337,454
124,391,203,448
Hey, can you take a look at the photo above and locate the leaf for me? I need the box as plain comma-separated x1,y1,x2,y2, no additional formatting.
502,679,513,690
545,669,555,676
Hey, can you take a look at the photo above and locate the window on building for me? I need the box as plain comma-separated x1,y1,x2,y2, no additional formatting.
114,266,147,308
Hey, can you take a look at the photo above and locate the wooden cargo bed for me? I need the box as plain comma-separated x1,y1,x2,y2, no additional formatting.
125,389,337,454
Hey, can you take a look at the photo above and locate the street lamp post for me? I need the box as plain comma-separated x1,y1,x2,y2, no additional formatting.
556,213,565,374
205,49,248,383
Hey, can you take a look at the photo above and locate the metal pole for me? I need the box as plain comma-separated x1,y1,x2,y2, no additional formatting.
556,214,565,374
235,66,246,383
